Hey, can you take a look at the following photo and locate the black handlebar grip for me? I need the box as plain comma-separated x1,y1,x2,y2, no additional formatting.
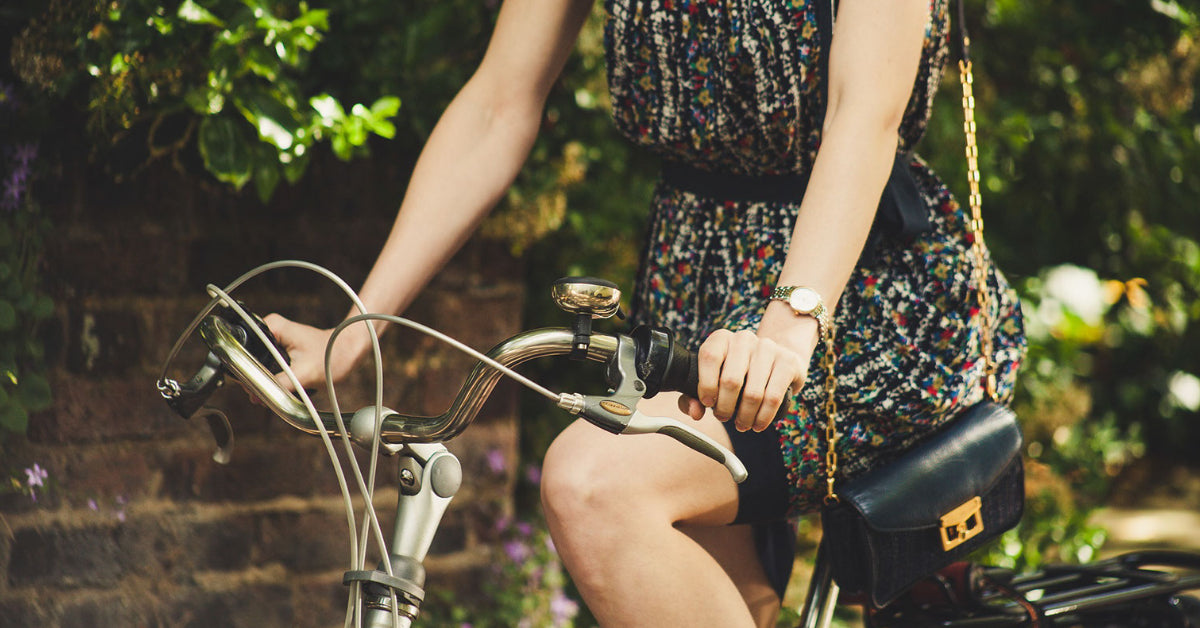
214,304,290,374
661,340,700,401
630,325,700,400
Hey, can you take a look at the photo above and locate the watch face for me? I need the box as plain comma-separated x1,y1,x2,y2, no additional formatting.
788,288,820,313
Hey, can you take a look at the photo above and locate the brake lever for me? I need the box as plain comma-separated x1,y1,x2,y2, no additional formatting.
622,410,748,482
559,334,748,483
194,406,235,464
157,354,236,464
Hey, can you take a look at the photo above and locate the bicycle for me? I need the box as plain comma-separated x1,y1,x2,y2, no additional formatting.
158,261,1200,628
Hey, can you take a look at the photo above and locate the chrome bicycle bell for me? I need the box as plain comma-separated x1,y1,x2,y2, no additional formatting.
551,277,622,319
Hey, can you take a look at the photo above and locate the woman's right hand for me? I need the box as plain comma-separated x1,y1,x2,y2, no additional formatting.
263,313,365,393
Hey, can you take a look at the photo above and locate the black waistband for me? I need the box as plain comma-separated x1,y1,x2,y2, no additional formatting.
661,162,812,204
660,153,934,257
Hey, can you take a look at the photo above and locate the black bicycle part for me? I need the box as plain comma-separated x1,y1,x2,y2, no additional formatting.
864,550,1200,628
629,325,699,400
211,303,291,375
164,302,290,422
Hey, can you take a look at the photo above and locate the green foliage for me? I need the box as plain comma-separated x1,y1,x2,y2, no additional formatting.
0,81,54,438
11,0,401,201
930,0,1197,568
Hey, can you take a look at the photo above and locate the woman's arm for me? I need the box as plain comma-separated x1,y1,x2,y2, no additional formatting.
693,0,933,431
267,0,594,389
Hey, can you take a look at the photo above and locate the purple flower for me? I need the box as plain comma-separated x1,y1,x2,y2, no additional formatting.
87,499,99,511
2,174,24,211
550,589,579,625
485,448,506,474
24,463,47,488
515,520,533,538
24,463,48,502
503,539,531,563
13,143,37,168
524,464,542,485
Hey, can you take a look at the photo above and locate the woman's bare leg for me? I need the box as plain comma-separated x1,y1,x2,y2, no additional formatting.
541,393,778,626
684,524,781,628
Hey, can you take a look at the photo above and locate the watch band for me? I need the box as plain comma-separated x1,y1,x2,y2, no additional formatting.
770,285,832,341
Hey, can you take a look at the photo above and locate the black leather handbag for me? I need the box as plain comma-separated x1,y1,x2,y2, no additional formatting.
820,403,1024,608
815,0,1026,609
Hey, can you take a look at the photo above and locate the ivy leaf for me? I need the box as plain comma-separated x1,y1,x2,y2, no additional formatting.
198,116,253,189
32,295,53,320
364,96,401,139
281,151,310,184
310,94,345,125
178,0,224,27
254,154,281,203
0,300,16,331
291,8,330,31
370,96,401,119
0,398,28,433
236,88,303,151
18,373,52,412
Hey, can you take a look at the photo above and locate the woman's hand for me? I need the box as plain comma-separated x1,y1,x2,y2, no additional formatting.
263,313,370,393
679,303,821,431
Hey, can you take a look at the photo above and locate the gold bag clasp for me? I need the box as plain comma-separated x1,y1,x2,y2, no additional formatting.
939,496,984,551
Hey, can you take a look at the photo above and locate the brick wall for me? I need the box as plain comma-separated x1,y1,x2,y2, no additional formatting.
0,154,526,626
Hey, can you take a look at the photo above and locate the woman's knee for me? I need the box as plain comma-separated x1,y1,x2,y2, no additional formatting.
540,422,632,527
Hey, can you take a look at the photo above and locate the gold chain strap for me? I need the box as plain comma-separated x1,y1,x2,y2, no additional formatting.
822,40,1000,506
820,327,840,505
960,52,1000,403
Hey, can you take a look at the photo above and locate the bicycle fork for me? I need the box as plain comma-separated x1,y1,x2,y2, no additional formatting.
798,542,841,628
348,443,462,628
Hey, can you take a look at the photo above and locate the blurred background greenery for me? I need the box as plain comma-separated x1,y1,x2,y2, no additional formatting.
3,0,1198,624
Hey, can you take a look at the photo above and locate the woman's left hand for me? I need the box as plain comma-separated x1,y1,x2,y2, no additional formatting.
680,303,821,431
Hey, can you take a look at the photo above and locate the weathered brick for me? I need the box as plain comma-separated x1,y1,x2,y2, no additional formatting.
45,232,188,297
3,150,530,625
8,524,128,587
27,375,192,443
293,573,358,628
58,591,158,627
54,442,159,503
63,304,144,375
0,593,43,627
0,531,9,593
164,583,296,628
188,516,258,573
254,509,347,573
161,437,328,502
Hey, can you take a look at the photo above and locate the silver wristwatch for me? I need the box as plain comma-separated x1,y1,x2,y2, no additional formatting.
769,286,831,340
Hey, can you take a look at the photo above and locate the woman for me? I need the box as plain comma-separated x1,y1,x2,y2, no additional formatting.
266,0,1026,625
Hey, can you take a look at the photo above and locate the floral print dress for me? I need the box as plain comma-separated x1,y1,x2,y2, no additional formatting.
605,0,1028,516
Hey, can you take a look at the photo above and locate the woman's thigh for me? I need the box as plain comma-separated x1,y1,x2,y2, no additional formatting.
541,392,741,527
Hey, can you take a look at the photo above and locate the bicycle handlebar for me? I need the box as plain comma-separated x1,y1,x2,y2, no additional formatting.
167,305,745,482
199,315,620,444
